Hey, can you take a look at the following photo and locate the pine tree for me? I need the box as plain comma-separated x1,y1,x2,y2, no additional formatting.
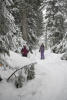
45,0,65,46
10,0,44,47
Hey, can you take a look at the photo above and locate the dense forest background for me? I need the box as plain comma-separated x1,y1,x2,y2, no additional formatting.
0,1,67,99
0,0,44,52
0,0,67,56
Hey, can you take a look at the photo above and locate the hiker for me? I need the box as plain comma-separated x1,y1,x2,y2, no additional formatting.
21,45,29,57
39,43,45,59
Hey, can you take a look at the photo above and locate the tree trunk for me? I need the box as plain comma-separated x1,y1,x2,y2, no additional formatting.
45,26,47,50
22,8,28,41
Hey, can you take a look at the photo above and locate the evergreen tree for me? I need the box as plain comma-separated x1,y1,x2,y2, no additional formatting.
0,1,9,36
10,0,44,47
0,0,44,51
45,0,65,46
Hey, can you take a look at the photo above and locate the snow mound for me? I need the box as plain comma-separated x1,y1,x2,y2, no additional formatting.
1,51,36,69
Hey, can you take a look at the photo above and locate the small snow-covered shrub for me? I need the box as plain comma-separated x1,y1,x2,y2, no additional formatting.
14,64,35,88
61,53,67,60
27,64,35,80
7,63,35,88
15,74,24,88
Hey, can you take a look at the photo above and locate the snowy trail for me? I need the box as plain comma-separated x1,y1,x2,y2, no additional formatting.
0,50,67,100
18,50,67,100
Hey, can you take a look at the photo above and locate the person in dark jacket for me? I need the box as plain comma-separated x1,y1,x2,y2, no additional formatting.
21,45,29,57
39,43,45,59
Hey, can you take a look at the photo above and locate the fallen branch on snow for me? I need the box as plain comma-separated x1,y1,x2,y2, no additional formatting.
7,62,37,82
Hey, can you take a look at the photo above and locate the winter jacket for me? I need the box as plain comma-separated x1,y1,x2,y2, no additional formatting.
21,46,29,57
40,45,44,53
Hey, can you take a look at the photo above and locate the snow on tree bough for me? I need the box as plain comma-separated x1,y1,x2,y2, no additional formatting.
7,62,37,82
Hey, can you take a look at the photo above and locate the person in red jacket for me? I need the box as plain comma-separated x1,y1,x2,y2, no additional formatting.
21,45,29,57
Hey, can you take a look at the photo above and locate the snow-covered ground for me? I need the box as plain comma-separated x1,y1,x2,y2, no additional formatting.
0,49,67,100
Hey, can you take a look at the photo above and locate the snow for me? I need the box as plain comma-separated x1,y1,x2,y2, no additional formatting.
64,19,67,23
55,11,63,17
0,49,67,100
1,51,36,69
5,0,11,6
0,50,36,79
